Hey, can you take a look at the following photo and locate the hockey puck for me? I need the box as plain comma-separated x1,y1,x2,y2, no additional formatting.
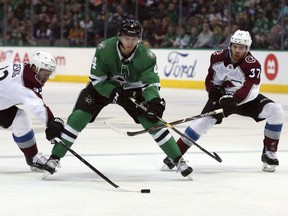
141,189,151,193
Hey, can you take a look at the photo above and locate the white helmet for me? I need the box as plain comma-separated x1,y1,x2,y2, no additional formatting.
230,30,252,50
31,51,57,77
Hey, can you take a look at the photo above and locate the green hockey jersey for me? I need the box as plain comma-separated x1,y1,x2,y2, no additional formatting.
89,37,161,101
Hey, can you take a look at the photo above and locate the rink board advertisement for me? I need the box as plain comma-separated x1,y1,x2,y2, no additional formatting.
0,47,287,93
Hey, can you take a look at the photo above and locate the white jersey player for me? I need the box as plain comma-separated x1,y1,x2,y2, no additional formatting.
0,51,64,172
162,30,285,172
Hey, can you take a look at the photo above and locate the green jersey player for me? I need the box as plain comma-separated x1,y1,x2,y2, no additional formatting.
44,18,193,178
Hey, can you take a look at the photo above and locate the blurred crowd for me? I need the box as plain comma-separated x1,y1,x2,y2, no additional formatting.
1,0,288,49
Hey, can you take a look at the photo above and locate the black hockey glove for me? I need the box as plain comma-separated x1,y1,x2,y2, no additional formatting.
145,98,166,123
219,95,237,117
110,87,139,105
208,85,225,102
45,117,64,141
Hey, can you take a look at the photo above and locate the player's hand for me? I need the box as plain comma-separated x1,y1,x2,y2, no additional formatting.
110,87,139,105
219,95,237,117
45,117,64,141
145,98,166,123
208,85,225,102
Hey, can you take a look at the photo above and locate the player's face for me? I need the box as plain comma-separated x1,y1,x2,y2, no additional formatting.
230,43,248,62
36,69,53,84
119,35,139,52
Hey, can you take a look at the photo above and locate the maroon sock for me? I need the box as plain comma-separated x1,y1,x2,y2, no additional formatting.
263,136,279,152
20,144,38,161
177,138,191,155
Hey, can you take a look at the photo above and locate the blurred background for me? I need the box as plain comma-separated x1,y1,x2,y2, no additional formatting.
0,0,287,49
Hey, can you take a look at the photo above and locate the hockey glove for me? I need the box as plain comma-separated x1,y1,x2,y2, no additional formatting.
110,87,139,105
208,85,225,102
45,117,64,141
219,95,237,117
145,98,166,123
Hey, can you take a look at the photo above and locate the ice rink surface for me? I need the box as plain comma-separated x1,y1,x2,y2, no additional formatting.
1,82,288,216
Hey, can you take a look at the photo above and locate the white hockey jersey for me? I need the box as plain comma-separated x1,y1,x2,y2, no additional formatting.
0,63,53,124
205,49,261,105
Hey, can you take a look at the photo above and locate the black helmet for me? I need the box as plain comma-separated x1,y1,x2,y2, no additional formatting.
118,18,142,38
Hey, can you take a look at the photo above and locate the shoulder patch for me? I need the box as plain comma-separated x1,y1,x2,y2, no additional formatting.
213,49,224,56
245,55,256,64
97,41,106,49
147,50,156,59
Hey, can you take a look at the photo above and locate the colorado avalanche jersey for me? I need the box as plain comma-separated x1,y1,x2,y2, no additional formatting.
205,49,261,105
0,63,53,124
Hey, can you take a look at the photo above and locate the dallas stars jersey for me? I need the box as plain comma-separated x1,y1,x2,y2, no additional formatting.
205,49,261,105
0,63,53,124
89,37,160,101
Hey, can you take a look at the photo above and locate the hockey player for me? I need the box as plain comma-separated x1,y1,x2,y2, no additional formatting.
0,51,64,172
44,18,193,178
162,30,285,172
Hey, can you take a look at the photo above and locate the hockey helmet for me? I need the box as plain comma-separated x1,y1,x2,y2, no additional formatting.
31,51,57,78
118,18,142,38
230,30,252,50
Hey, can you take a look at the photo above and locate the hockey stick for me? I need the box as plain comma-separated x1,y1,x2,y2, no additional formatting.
52,138,151,193
105,109,223,136
129,98,222,163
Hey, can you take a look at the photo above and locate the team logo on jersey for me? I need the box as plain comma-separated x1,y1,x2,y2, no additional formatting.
97,41,106,50
84,95,95,105
245,55,256,63
147,50,156,59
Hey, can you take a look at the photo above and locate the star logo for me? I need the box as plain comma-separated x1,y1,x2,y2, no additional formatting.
84,95,95,105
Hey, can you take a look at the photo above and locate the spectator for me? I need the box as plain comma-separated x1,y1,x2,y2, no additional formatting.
166,2,178,24
142,18,154,46
35,22,52,41
173,26,190,48
6,17,21,45
267,24,282,49
79,15,94,46
160,25,177,48
153,16,170,47
108,5,128,37
187,26,198,48
253,32,269,49
49,14,61,43
218,23,239,49
252,9,270,34
193,20,213,48
68,20,84,46
209,26,223,49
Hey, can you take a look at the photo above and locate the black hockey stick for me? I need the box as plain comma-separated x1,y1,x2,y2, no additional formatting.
130,98,222,163
105,108,223,136
52,138,151,193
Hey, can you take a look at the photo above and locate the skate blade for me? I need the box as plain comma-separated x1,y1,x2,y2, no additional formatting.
42,171,53,180
160,164,175,171
262,163,276,172
186,174,193,181
30,166,44,172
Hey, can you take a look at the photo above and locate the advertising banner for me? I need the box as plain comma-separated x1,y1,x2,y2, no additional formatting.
0,47,287,93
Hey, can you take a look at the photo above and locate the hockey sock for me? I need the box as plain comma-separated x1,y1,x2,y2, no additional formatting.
19,144,38,165
263,136,279,152
177,138,190,155
159,136,182,160
51,109,92,158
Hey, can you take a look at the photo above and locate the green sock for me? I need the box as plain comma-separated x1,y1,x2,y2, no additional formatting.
52,109,92,158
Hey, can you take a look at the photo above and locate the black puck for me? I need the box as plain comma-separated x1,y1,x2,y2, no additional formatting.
141,189,151,193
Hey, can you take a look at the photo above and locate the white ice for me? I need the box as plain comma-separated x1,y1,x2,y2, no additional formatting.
1,82,288,216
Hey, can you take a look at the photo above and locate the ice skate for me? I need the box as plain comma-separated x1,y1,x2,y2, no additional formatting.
160,157,175,171
42,156,61,179
261,148,279,172
29,152,48,172
176,157,193,180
